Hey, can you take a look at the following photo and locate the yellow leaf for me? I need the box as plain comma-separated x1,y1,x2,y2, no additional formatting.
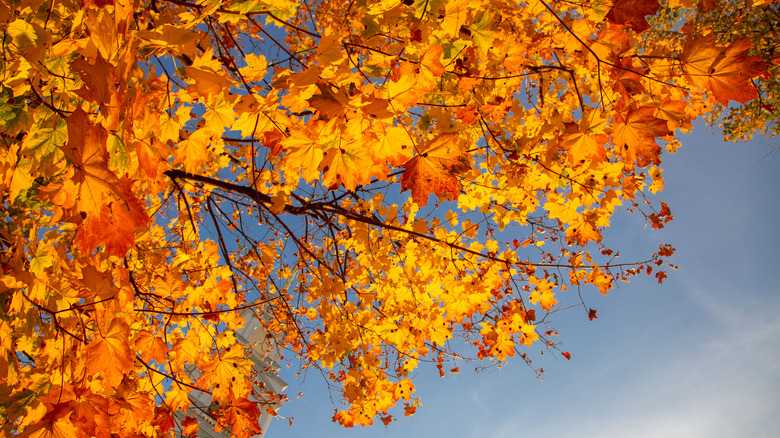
281,124,326,182
198,344,253,401
241,53,269,82
175,128,212,173
9,156,34,203
6,18,50,64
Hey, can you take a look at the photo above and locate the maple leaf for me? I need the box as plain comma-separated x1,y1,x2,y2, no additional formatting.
71,389,110,437
86,317,133,388
198,344,253,402
151,406,176,435
75,177,149,257
112,380,156,425
239,53,269,82
400,134,470,206
385,62,420,108
137,24,200,59
611,102,669,166
186,66,232,97
181,416,199,436
135,330,168,364
393,379,415,401
320,142,374,191
60,109,123,214
611,58,649,97
560,129,608,164
71,55,114,107
529,276,558,311
6,18,50,66
307,82,351,120
682,36,767,105
654,98,693,131
591,23,633,61
605,0,660,33
80,265,115,300
419,45,445,85
588,268,613,295
440,0,470,38
19,402,79,438
559,110,610,164
213,395,263,437
281,124,327,182
176,128,220,172
164,386,191,413
372,125,414,167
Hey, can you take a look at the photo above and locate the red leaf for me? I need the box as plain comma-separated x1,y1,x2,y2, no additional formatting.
182,416,199,436
588,308,598,321
605,0,660,33
561,351,571,360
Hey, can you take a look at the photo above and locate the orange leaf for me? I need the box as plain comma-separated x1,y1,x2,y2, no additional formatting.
186,66,231,97
86,317,133,388
135,330,168,364
60,109,122,214
71,55,113,107
400,134,470,206
372,125,414,167
20,402,78,438
174,128,212,173
611,103,669,166
307,82,350,120
212,394,263,437
654,98,692,131
181,416,199,435
393,379,415,401
80,265,115,300
75,177,149,257
72,389,110,437
559,113,609,164
682,36,767,105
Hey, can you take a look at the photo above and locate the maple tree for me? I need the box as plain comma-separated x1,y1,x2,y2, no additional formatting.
0,0,775,436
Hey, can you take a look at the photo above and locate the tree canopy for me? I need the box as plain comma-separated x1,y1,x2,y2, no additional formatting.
0,0,775,436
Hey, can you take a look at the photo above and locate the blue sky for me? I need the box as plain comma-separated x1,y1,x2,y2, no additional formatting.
272,124,780,438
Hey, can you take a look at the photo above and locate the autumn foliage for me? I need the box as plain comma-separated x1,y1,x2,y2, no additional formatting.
0,0,774,436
